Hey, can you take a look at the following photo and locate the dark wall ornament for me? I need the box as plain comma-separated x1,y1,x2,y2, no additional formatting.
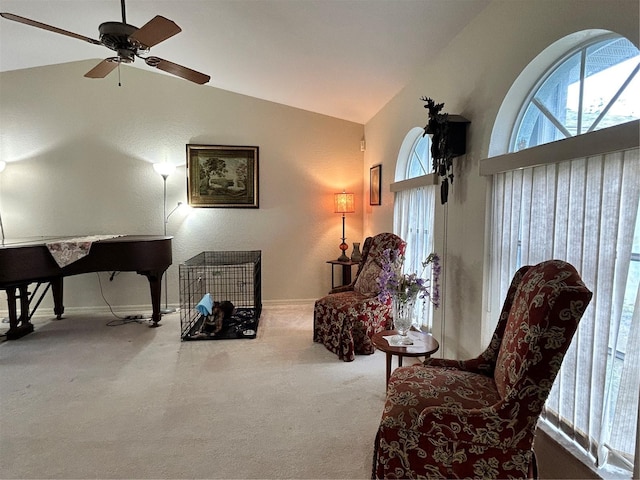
421,97,470,204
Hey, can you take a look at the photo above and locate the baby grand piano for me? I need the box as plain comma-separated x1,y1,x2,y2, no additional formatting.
0,235,172,339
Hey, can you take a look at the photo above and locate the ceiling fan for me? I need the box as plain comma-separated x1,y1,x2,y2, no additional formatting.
0,0,210,85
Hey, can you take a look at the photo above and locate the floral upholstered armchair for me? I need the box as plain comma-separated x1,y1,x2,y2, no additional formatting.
372,259,593,479
313,232,406,362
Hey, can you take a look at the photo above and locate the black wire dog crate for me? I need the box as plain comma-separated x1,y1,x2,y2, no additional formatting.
180,251,262,340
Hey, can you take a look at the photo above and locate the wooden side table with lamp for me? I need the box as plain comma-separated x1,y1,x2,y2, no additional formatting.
326,259,360,289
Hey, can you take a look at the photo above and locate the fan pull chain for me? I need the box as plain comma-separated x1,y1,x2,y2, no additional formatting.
118,62,122,87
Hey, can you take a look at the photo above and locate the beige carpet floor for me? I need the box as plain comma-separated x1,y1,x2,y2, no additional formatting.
0,303,406,479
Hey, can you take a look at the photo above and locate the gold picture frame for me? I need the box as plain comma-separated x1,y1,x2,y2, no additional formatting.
186,144,259,208
370,164,381,206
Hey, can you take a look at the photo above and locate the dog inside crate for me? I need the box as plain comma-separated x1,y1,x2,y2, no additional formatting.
180,251,262,341
185,293,257,340
199,299,235,336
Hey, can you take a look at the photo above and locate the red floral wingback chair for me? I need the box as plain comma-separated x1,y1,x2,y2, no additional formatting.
372,259,593,479
313,232,406,362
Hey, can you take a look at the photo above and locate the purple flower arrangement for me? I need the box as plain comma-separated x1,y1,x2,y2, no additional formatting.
377,248,441,308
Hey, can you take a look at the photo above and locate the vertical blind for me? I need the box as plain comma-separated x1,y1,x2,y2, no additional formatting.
489,147,640,473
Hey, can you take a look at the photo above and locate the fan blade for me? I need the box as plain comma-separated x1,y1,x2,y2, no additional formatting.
84,58,119,78
0,12,100,45
129,15,181,49
145,56,210,85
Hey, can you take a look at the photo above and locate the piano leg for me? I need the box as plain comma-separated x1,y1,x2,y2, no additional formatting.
50,277,65,319
140,269,165,327
5,285,35,340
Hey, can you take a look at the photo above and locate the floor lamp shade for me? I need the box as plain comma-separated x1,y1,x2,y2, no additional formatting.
153,162,176,178
334,192,355,262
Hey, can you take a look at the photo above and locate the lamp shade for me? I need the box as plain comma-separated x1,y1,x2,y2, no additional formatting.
153,162,176,177
334,192,355,213
0,161,6,173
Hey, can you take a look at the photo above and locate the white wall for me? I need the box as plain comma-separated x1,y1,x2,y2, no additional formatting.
363,0,639,358
1,1,638,351
0,60,364,312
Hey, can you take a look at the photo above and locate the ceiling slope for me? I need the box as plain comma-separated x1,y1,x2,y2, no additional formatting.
0,0,489,123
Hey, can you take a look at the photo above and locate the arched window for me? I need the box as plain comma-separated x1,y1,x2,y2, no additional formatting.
393,128,437,332
407,133,432,177
485,31,639,476
512,34,638,151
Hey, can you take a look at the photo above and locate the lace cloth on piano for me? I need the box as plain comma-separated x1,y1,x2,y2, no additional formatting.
46,235,121,267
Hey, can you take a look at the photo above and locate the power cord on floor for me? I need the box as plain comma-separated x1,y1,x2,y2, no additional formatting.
96,272,153,327
0,273,152,337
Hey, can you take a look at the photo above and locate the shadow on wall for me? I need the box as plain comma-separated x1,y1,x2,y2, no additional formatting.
4,138,160,237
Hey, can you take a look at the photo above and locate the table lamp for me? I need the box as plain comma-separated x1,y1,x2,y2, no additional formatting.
334,191,355,262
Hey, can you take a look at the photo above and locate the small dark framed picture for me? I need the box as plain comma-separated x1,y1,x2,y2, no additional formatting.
186,144,259,208
370,164,381,206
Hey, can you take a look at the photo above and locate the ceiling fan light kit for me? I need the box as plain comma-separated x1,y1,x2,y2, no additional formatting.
0,0,210,85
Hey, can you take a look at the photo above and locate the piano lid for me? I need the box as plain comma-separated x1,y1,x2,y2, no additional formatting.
0,237,78,248
0,235,172,249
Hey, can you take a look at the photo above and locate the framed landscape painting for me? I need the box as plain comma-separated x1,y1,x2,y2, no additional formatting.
186,144,259,208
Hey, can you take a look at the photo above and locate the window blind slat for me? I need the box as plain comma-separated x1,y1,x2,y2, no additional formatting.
490,147,639,472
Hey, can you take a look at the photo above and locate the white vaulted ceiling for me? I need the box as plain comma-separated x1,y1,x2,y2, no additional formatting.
0,0,489,123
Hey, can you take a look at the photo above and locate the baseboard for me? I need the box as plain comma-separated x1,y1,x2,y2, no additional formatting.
0,304,163,319
0,299,317,320
262,299,316,306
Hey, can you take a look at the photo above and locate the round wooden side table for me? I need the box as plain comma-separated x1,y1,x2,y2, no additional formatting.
372,329,440,387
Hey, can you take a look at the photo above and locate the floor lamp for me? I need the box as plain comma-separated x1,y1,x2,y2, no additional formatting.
0,160,5,324
0,161,5,246
153,162,176,314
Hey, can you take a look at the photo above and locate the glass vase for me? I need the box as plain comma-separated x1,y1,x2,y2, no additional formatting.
392,293,417,345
